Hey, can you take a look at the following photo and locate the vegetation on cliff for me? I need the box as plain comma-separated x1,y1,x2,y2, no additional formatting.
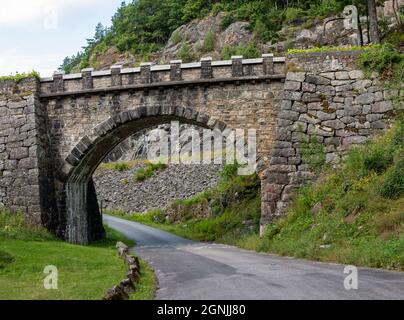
0,210,155,300
0,71,40,83
60,0,379,73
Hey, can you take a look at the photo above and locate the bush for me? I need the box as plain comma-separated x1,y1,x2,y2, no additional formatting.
306,0,340,19
203,29,216,52
221,42,260,60
134,162,167,182
0,71,40,83
357,44,403,79
284,7,305,24
177,43,195,62
170,30,182,45
379,156,404,199
220,13,236,31
114,162,130,172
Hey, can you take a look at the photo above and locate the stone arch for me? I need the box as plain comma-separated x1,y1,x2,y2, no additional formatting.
60,105,253,244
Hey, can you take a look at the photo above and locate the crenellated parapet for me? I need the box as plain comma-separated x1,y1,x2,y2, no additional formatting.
39,55,286,98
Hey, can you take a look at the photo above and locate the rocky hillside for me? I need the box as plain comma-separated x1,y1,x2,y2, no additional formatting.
61,0,403,73
94,163,222,213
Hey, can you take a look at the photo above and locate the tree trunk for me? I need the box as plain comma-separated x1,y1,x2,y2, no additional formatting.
367,0,380,43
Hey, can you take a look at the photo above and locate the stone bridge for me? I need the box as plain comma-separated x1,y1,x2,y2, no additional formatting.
0,51,396,244
1,55,287,244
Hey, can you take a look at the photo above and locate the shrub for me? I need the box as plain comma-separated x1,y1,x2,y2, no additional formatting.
284,7,305,24
170,30,182,45
114,162,130,172
306,0,340,19
203,29,216,52
357,44,403,79
211,3,225,16
0,71,40,83
220,13,236,31
253,19,277,43
134,162,167,182
379,156,404,199
177,43,195,62
220,42,260,60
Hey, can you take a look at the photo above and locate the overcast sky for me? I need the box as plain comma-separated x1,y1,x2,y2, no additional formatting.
0,0,123,77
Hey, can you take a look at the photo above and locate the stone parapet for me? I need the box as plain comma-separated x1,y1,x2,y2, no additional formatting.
39,56,286,97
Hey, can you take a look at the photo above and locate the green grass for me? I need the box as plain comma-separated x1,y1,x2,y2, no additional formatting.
259,118,404,271
97,160,147,172
357,44,403,96
0,71,40,82
129,260,156,300
134,162,167,182
288,44,380,54
0,210,156,300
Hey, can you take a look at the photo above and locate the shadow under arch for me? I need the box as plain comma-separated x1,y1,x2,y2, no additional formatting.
61,105,231,244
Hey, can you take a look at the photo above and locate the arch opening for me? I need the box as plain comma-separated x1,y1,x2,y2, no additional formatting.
63,106,230,244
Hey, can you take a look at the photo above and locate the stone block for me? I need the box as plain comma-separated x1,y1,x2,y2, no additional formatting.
306,75,330,85
284,81,301,91
343,136,367,145
299,113,320,125
302,82,316,93
372,100,393,113
335,71,350,80
286,72,306,82
282,91,302,101
322,119,345,129
349,70,364,79
355,93,375,105
302,93,321,103
292,121,307,132
9,147,28,160
319,72,335,80
279,110,300,121
317,111,336,121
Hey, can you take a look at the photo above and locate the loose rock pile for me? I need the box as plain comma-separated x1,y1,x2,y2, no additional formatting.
94,163,222,213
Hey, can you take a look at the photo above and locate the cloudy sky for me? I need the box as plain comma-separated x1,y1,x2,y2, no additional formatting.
0,0,123,77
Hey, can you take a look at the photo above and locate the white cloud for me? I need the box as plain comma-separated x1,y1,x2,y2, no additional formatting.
0,50,62,77
0,0,109,27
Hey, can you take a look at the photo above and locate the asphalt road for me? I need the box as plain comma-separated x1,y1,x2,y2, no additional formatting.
103,214,404,300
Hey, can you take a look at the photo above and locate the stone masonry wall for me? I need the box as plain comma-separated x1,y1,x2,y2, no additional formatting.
0,78,54,226
260,51,400,230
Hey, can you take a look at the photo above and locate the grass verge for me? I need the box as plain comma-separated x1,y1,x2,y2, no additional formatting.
259,118,404,271
0,210,156,300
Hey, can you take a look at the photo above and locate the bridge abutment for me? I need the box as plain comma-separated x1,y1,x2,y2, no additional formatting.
0,77,58,231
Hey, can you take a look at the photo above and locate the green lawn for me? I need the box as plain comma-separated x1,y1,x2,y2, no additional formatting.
0,212,156,300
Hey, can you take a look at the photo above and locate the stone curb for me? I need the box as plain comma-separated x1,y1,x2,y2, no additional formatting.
103,242,141,300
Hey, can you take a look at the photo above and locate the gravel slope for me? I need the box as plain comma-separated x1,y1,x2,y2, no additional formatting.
94,164,222,213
